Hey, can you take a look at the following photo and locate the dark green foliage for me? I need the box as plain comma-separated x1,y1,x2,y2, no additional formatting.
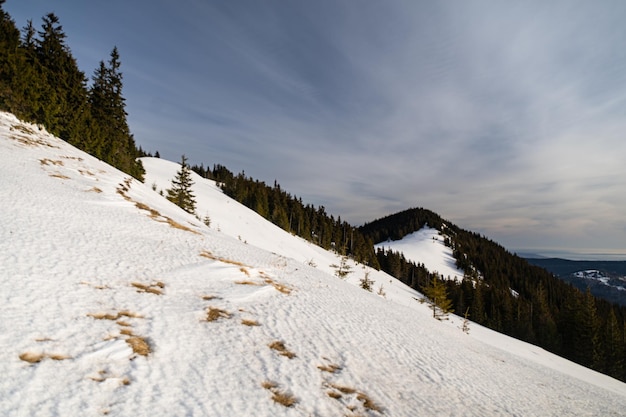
88,47,144,179
423,276,454,320
0,8,144,180
167,155,196,214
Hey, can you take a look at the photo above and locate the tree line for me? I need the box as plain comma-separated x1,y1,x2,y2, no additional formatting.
361,208,626,381
190,162,380,268
0,3,144,179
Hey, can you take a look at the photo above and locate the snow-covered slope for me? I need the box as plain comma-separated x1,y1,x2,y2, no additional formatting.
374,227,465,281
2,111,626,416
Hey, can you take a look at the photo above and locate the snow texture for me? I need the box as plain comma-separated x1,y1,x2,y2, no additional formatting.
2,111,626,416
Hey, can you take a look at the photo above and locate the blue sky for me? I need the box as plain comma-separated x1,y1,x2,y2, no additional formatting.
6,0,626,258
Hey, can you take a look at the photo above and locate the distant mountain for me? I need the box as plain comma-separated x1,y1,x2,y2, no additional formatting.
525,258,626,306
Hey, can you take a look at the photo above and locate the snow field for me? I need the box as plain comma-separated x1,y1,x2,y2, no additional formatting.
2,111,626,416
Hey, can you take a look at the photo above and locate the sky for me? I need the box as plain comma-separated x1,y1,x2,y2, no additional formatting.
5,0,626,258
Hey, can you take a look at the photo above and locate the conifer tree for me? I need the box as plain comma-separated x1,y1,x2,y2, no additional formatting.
89,47,144,179
167,155,196,214
35,13,88,141
423,275,454,320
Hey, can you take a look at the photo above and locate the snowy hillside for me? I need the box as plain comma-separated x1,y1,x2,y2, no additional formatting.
2,111,626,416
374,228,465,281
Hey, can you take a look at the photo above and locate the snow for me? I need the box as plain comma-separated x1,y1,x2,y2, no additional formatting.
2,110,626,416
375,227,465,281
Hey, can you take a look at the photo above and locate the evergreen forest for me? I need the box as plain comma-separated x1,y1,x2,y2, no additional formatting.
0,2,144,179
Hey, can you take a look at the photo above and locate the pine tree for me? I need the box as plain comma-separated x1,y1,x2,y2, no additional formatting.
89,47,144,179
167,155,196,214
423,275,454,320
35,13,88,141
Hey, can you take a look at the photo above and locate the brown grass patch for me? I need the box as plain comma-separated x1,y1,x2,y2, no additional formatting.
117,320,131,327
62,155,83,161
262,277,293,295
268,341,296,359
131,282,163,295
19,352,70,363
126,336,151,356
241,319,260,327
261,380,278,390
39,158,63,166
205,307,232,322
201,295,220,301
48,353,71,361
134,201,161,218
118,310,143,319
357,392,383,412
120,328,134,336
87,186,103,193
199,251,247,267
88,312,119,321
19,352,45,364
271,390,298,407
11,124,35,135
161,216,200,234
239,267,250,276
234,280,260,286
261,381,298,408
327,390,342,399
49,172,70,179
89,310,143,321
317,363,342,373
329,384,357,394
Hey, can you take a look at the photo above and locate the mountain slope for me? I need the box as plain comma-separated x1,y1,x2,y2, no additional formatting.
2,111,626,416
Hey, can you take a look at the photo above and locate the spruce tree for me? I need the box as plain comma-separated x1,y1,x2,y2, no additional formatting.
423,275,454,320
89,47,144,179
167,155,196,214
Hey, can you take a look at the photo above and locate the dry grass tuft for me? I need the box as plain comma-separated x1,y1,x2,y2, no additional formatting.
357,392,383,412
261,381,298,408
234,280,260,286
199,251,247,266
239,267,250,276
117,320,131,327
126,336,151,356
271,390,298,408
327,390,342,399
317,363,342,373
120,328,134,336
201,295,220,301
161,216,200,234
271,282,292,295
48,353,71,361
39,158,63,166
19,352,45,364
19,352,70,363
118,310,143,319
89,310,143,321
87,186,103,193
88,312,119,321
261,380,278,390
241,319,260,327
131,282,163,295
205,307,232,322
329,384,357,394
49,172,70,179
268,341,296,359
